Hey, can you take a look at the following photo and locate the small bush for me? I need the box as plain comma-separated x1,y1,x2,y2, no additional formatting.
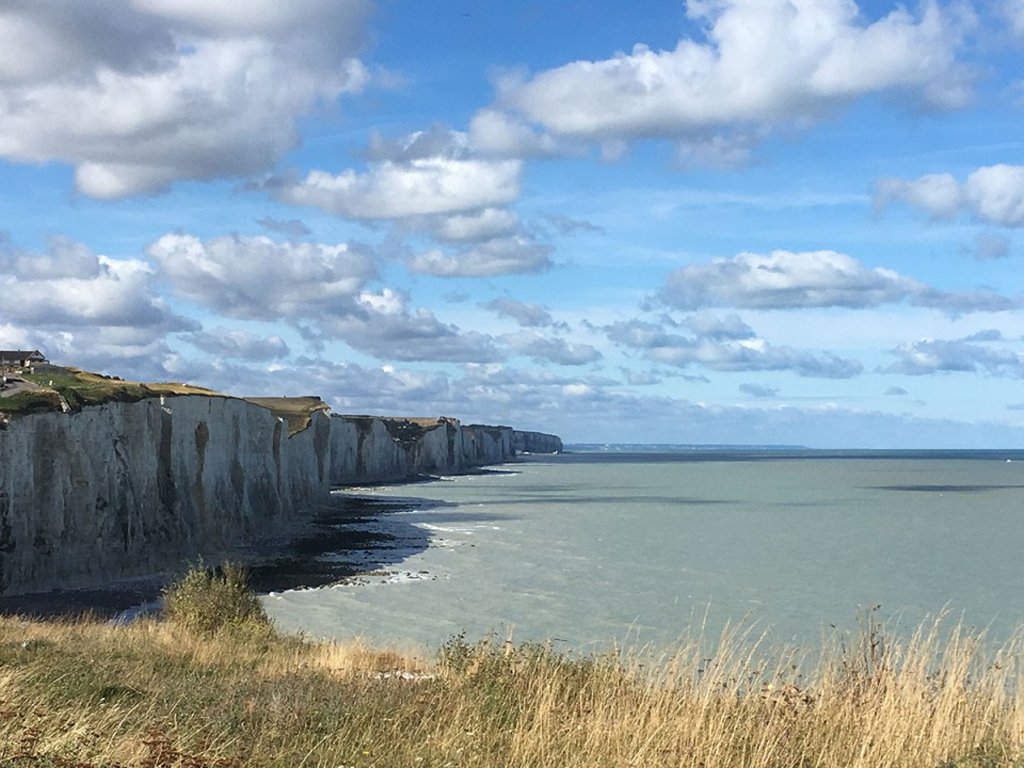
162,562,271,636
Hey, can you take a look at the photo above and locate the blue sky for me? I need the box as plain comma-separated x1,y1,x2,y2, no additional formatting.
3,0,1024,447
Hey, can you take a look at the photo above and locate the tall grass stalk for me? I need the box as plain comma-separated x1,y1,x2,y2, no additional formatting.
0,614,1021,767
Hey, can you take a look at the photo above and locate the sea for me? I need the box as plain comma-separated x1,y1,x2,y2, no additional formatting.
262,447,1024,654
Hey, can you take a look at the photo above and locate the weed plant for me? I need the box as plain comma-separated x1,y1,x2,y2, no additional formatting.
162,562,270,636
0,586,1022,767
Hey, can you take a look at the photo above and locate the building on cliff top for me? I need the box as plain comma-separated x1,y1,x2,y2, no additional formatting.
0,350,47,368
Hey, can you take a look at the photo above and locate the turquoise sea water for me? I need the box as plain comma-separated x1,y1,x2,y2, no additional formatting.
263,449,1024,652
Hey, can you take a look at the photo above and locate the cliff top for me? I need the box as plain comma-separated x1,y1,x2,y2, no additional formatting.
244,396,329,435
0,367,327,435
0,366,221,416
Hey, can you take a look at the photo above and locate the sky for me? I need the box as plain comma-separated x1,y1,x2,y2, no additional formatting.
2,0,1024,447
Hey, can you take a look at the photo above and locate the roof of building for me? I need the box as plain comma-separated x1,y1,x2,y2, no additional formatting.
0,350,47,360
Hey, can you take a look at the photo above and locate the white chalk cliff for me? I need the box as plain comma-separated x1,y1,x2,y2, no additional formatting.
0,395,561,595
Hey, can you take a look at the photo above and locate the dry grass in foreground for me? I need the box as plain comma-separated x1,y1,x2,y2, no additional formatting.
0,600,1022,767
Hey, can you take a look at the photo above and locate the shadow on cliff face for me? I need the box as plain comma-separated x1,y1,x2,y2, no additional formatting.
0,492,468,619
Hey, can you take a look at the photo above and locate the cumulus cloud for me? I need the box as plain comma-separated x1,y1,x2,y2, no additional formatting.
605,317,862,378
183,328,290,361
321,289,505,363
481,298,556,328
482,0,968,158
662,250,917,310
0,235,189,331
275,127,522,220
661,250,1017,313
147,232,503,363
682,312,755,340
877,164,1024,227
468,108,560,157
148,233,377,321
622,368,665,385
875,173,963,219
0,1,371,197
0,234,195,377
739,383,779,398
505,332,602,366
915,287,1018,315
365,124,469,163
275,125,554,278
408,237,553,277
885,334,1024,376
433,208,520,243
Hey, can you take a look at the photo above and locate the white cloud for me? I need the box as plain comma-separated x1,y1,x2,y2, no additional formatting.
0,234,194,377
0,1,371,197
147,233,377,320
605,317,862,379
277,158,522,220
683,312,755,340
740,382,779,398
964,165,1024,226
662,250,919,310
321,289,505,363
433,208,520,243
877,164,1024,227
408,237,552,277
505,332,602,366
885,335,1024,377
661,250,1017,313
484,0,968,154
482,298,556,328
0,236,187,331
875,173,963,219
467,108,559,157
184,328,290,361
147,232,511,364
277,125,548,278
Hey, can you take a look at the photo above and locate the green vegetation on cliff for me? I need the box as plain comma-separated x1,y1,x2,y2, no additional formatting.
0,366,219,416
0,367,328,435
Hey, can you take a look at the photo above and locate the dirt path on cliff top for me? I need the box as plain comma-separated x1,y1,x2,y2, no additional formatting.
0,375,40,398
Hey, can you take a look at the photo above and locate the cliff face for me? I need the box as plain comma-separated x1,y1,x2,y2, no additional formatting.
0,396,561,595
328,416,518,486
0,396,331,594
461,424,514,467
512,430,563,454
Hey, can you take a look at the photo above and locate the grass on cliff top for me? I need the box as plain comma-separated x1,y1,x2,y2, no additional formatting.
0,367,221,416
244,396,329,435
1,569,1023,768
0,369,328,433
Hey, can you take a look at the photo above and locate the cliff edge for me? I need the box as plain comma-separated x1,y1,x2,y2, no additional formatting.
0,367,563,596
